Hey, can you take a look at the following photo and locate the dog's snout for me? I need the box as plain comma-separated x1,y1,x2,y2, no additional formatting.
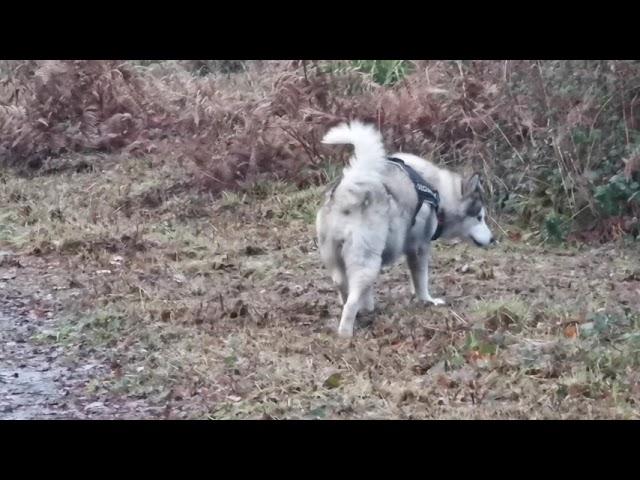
490,236,497,245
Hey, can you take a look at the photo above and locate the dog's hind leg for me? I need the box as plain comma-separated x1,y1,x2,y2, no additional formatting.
338,259,380,338
331,268,348,305
362,286,375,313
407,245,445,306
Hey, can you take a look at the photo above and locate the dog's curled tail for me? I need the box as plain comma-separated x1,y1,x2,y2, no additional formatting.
322,121,387,178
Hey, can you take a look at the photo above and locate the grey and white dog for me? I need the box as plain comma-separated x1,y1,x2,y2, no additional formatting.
316,121,495,338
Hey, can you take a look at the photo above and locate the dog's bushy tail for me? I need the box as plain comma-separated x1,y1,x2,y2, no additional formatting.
322,121,386,181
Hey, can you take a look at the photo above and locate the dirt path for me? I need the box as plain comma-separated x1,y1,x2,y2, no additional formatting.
0,250,171,419
0,250,150,419
1,251,77,418
0,249,105,418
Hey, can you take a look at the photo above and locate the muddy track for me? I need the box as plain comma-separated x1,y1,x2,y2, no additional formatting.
0,251,91,418
0,251,166,419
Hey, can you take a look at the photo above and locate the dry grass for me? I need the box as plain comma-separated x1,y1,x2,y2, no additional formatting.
1,156,639,419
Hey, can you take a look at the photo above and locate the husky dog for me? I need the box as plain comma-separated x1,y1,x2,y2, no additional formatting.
316,121,495,338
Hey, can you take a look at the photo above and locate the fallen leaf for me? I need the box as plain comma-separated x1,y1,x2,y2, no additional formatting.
508,231,522,242
563,323,578,339
323,373,343,389
436,374,456,389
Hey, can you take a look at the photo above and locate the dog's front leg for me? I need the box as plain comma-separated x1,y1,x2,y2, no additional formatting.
407,246,445,306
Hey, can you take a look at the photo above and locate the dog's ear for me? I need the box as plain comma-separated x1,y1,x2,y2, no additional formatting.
463,172,483,197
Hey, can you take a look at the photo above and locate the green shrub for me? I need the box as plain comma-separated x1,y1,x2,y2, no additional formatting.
594,174,640,217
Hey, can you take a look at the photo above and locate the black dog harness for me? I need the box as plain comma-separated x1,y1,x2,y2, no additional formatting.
387,157,444,240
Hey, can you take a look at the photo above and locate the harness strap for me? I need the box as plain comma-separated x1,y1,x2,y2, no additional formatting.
387,157,442,240
432,210,445,240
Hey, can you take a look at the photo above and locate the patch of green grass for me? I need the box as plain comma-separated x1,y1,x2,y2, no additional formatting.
316,60,414,90
268,185,324,224
318,162,343,185
78,311,128,345
220,190,247,209
247,180,296,200
351,60,415,86
441,345,466,371
0,211,19,243
472,298,531,331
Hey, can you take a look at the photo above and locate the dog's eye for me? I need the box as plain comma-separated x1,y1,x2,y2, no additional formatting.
476,215,482,222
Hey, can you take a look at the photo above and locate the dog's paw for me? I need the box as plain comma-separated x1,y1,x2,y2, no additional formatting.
425,297,446,306
337,326,354,338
